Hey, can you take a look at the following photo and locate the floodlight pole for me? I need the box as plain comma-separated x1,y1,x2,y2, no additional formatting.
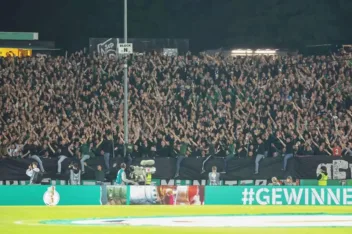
123,0,129,157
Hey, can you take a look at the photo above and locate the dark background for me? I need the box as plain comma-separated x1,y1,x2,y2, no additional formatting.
2,155,351,181
1,0,351,52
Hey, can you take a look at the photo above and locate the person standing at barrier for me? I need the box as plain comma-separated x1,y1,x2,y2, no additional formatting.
80,138,92,175
174,138,189,178
56,139,73,175
100,134,113,174
21,139,45,173
223,138,235,173
209,166,220,185
263,132,270,157
278,135,294,171
116,163,137,185
254,137,266,174
317,166,328,186
201,137,217,174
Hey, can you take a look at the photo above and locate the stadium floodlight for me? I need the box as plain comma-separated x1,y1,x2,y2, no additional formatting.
123,0,129,156
231,49,278,57
231,49,253,54
254,49,277,54
231,49,253,56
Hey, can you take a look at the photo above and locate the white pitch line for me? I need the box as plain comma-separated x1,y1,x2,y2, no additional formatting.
14,215,352,228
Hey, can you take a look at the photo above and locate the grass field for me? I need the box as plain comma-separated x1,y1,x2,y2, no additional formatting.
1,205,352,234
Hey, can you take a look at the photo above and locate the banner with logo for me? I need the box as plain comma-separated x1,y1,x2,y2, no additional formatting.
1,155,351,183
89,38,119,59
295,156,352,180
0,186,101,206
0,48,32,57
163,48,178,56
205,186,352,205
129,185,205,205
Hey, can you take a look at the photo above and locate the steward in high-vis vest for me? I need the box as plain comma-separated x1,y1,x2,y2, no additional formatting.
140,160,156,185
145,172,152,185
317,166,328,186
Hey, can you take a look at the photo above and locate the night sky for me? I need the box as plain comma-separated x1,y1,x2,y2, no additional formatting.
1,0,351,52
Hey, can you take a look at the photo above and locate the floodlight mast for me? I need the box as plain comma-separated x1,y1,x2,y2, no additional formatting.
123,0,128,156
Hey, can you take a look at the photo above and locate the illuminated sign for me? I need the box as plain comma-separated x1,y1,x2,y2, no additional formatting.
0,48,32,57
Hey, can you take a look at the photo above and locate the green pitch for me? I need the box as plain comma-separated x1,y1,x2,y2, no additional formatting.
1,205,352,234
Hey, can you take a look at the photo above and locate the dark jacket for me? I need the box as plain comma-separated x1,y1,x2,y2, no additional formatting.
100,139,113,154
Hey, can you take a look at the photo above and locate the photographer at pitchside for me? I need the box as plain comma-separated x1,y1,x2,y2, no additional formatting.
26,162,42,185
68,162,81,185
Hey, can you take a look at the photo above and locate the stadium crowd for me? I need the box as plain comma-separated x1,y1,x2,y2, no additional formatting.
0,49,352,178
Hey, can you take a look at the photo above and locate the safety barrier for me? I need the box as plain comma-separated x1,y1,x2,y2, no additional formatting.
0,186,101,206
0,185,351,206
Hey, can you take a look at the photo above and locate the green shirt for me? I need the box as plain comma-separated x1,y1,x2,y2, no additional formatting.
179,143,188,155
228,144,235,155
80,144,90,155
126,144,134,153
